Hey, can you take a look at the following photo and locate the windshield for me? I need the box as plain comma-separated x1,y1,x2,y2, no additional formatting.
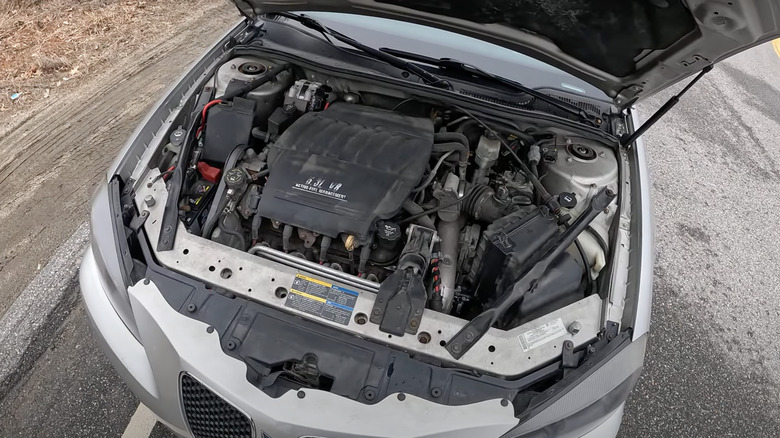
299,11,610,102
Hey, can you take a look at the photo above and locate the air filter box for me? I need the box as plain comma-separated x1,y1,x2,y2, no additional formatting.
470,208,560,300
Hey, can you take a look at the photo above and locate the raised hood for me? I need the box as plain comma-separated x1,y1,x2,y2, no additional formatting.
232,0,780,108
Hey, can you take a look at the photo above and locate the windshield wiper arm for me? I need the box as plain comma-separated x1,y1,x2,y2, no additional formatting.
275,13,450,89
381,48,600,127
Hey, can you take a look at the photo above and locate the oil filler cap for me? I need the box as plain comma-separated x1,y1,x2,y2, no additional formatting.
558,192,577,209
376,221,402,242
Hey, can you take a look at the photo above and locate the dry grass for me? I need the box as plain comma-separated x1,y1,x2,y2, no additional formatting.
0,0,216,112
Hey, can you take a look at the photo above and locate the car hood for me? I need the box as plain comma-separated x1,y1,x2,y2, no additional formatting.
231,0,780,108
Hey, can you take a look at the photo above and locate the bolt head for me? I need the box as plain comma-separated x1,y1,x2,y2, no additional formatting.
144,195,155,207
568,321,582,335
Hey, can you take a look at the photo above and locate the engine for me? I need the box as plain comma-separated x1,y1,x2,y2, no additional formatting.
167,56,618,335
258,103,433,240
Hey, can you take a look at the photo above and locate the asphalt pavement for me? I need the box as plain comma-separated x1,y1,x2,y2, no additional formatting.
619,43,780,437
3,28,780,438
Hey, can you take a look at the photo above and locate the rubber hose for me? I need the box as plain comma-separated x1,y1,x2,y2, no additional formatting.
201,145,248,238
251,214,263,240
251,127,270,142
454,119,479,134
282,225,293,252
513,130,536,147
402,199,436,229
434,132,469,148
433,133,470,181
432,142,468,165
412,150,455,193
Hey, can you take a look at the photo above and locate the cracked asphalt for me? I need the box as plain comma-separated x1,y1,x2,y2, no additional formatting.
3,19,780,438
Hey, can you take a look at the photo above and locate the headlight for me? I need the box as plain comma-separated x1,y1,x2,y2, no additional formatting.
502,334,647,437
89,179,141,340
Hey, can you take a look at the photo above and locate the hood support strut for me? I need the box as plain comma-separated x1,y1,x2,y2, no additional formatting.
620,65,713,148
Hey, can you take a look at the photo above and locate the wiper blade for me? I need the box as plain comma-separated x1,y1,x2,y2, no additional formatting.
381,48,600,127
275,13,451,89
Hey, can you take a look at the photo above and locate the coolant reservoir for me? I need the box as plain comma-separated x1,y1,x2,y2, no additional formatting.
473,132,502,182
475,133,502,169
544,140,618,276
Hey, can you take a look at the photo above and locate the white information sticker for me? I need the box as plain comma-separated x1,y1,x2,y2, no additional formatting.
518,318,568,352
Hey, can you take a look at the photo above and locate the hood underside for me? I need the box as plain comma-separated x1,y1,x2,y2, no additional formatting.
232,0,780,108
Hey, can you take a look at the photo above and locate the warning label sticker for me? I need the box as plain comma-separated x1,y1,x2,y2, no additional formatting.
285,274,358,325
518,318,568,352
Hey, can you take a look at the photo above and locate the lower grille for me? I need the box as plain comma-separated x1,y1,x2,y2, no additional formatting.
181,374,253,438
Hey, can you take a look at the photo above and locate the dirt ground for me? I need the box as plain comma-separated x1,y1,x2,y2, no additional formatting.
1,1,206,120
0,0,239,317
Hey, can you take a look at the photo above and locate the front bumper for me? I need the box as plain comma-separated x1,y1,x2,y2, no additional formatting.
81,243,646,438
80,246,521,438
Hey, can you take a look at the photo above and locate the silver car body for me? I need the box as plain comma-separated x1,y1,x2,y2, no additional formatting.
82,14,654,438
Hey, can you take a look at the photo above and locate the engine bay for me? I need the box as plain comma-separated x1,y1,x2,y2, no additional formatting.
148,54,620,367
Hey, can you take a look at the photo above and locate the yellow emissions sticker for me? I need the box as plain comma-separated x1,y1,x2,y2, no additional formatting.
285,274,358,325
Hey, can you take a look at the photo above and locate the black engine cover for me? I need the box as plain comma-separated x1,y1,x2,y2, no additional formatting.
258,103,433,238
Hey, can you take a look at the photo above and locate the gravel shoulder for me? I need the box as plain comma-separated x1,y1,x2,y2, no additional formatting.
0,2,239,318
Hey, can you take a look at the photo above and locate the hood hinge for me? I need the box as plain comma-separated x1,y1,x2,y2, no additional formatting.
614,84,643,108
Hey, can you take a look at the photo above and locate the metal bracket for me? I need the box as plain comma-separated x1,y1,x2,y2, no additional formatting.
614,84,643,107
680,54,709,69
370,268,427,336
562,321,619,375
129,210,150,233
604,320,620,342
236,21,264,45
561,340,581,369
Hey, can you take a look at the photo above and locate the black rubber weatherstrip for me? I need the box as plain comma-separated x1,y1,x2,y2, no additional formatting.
157,113,200,251
155,46,239,252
